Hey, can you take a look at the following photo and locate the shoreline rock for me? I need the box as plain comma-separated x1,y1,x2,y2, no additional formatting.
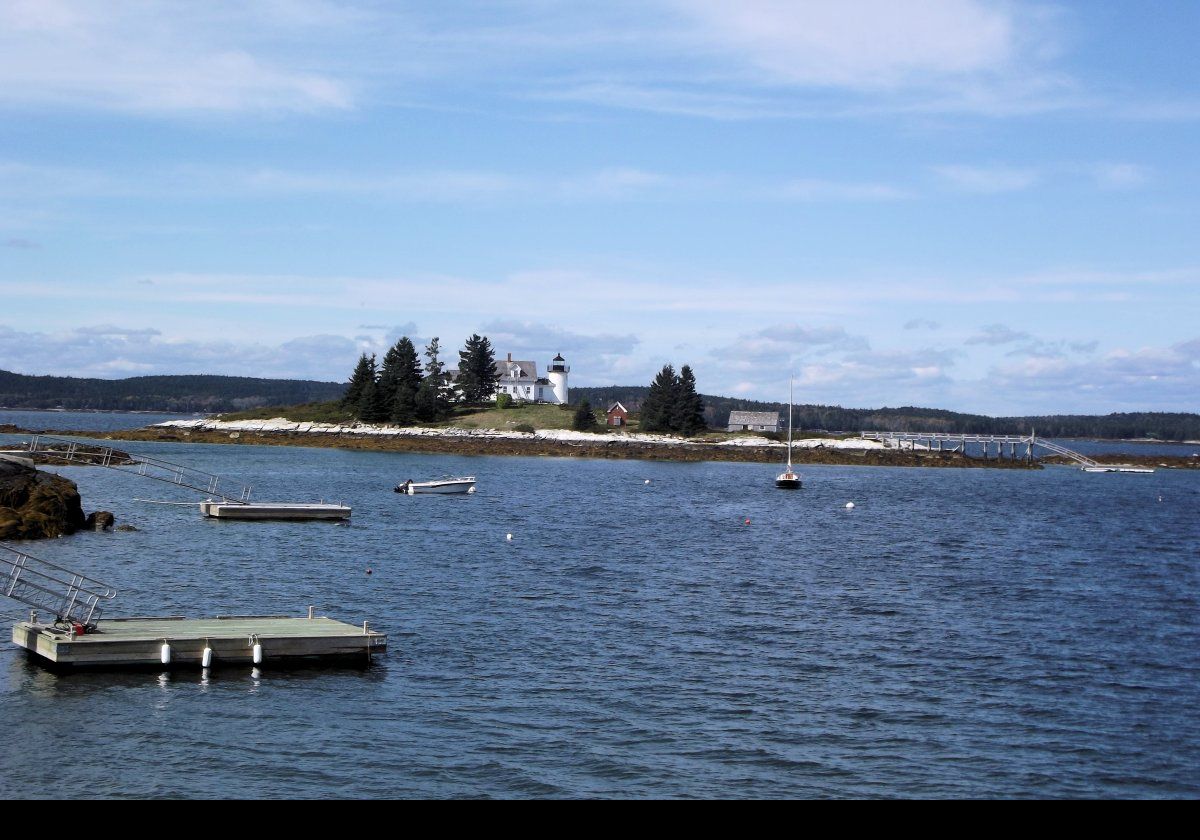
92,421,1043,469
0,458,88,539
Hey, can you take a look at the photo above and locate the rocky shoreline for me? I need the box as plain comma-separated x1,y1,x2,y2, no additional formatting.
83,421,1042,469
9,417,1195,470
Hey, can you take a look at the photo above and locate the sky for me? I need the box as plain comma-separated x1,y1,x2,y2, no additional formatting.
1,0,1197,416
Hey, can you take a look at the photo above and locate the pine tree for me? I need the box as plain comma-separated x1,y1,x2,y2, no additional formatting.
415,337,451,421
572,398,597,431
359,376,391,423
381,337,422,423
341,353,375,410
456,334,499,405
672,365,707,436
639,364,677,433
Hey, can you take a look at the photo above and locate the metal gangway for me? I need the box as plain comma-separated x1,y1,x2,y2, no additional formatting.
1,543,117,627
860,431,1101,467
21,434,252,504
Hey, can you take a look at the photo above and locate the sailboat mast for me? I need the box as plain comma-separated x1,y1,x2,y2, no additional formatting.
787,375,793,469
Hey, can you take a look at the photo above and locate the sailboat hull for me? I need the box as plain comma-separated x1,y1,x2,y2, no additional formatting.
775,476,802,489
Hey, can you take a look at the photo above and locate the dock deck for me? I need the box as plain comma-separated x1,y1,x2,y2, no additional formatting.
12,613,386,669
199,500,352,520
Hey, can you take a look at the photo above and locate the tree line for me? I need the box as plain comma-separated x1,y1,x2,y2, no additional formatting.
569,385,1200,442
0,369,343,413
340,334,500,423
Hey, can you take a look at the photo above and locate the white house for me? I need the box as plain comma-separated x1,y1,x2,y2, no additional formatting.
490,353,570,405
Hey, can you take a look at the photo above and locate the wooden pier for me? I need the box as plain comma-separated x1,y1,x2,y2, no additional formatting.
12,611,387,669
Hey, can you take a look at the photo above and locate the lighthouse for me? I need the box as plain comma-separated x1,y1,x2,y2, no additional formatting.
547,353,569,405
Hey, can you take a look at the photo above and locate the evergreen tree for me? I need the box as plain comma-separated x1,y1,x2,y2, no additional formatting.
456,334,499,405
381,337,422,423
341,353,375,409
415,337,451,421
572,399,597,431
639,364,677,433
359,376,391,423
672,365,707,436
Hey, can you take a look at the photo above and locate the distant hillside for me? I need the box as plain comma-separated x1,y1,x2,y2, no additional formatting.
572,386,1200,442
3,369,1195,440
0,370,345,413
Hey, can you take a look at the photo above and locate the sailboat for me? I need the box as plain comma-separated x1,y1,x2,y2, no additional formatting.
775,376,802,489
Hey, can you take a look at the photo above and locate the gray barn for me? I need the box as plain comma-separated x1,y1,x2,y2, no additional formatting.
726,411,781,433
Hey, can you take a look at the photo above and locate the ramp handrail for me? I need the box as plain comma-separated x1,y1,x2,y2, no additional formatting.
860,431,1101,467
1,543,117,626
23,434,251,503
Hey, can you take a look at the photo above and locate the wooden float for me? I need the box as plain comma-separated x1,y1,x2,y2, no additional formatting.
199,500,352,520
12,611,386,669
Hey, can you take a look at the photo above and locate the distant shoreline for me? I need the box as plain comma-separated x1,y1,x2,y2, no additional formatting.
46,418,1043,469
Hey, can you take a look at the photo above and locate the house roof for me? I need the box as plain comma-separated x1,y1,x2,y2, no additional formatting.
494,359,537,380
727,411,780,426
607,402,628,414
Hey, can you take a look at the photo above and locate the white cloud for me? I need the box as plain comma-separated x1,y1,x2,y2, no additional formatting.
0,323,358,380
0,0,352,114
674,0,1018,90
934,164,1039,193
1092,162,1150,190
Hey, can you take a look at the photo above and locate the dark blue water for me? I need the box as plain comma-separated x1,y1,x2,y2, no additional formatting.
0,409,196,432
1,435,1197,798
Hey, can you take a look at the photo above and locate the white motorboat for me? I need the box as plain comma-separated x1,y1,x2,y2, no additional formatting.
1081,465,1155,474
776,376,802,490
394,476,477,495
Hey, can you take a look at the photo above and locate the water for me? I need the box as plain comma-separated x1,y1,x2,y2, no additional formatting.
0,409,195,433
1,434,1198,798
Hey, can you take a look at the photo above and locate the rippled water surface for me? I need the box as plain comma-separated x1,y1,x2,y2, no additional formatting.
1,434,1197,798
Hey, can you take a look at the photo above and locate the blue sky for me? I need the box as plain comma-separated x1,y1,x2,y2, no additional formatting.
1,0,1197,415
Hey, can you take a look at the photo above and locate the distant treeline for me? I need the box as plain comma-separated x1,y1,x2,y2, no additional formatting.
3,368,1195,440
572,386,1200,441
0,369,345,413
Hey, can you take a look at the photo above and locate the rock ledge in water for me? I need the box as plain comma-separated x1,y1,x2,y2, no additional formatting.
0,458,87,539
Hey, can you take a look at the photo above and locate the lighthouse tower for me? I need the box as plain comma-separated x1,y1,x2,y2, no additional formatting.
547,353,570,405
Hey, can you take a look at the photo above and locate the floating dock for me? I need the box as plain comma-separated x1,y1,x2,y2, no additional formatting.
199,500,352,520
12,611,386,669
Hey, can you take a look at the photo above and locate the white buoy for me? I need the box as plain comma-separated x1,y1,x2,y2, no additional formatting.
506,533,513,541
467,486,476,494
845,502,855,509
160,643,172,665
252,643,263,664
202,646,213,668
644,479,651,485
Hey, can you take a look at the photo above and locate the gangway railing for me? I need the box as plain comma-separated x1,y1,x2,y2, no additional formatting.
1,543,117,627
22,434,251,504
860,431,1101,467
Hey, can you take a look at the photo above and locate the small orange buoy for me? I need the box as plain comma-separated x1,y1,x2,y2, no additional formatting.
744,518,751,525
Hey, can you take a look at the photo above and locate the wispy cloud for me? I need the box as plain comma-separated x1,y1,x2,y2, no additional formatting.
1092,162,1151,190
966,324,1031,346
0,323,360,380
934,164,1039,193
0,0,352,114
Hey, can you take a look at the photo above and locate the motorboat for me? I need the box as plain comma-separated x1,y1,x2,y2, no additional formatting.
394,476,477,495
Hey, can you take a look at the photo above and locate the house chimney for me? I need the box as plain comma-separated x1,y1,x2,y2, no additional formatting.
507,353,512,362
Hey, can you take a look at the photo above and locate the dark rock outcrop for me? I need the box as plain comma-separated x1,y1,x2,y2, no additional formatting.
0,457,87,539
85,511,115,531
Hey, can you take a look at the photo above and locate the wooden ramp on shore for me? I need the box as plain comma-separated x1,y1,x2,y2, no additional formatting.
12,611,387,669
